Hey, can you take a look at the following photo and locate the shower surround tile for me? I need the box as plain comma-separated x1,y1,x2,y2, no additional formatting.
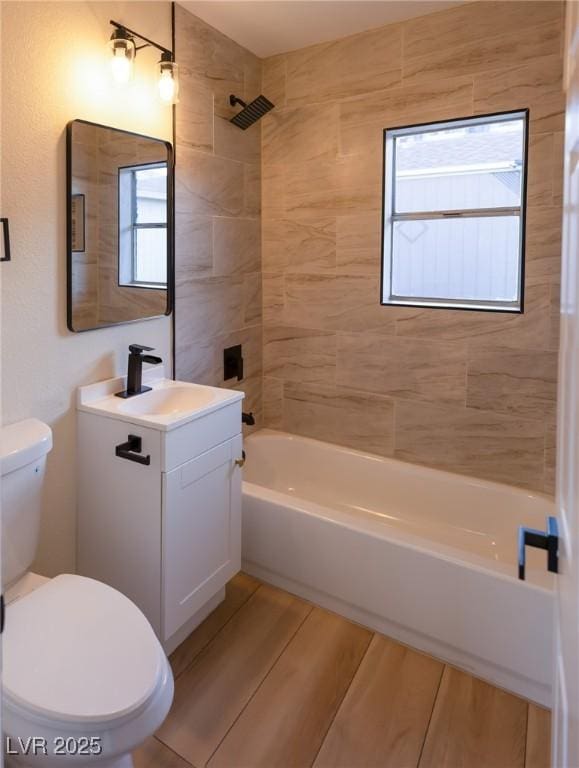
473,54,565,134
394,401,545,489
263,326,336,384
261,0,563,493
338,77,474,157
467,348,558,420
336,335,467,406
285,24,402,106
283,381,395,457
402,17,562,85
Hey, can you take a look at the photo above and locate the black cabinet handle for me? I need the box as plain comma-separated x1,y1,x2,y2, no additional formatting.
1,218,11,262
518,515,559,580
115,435,150,466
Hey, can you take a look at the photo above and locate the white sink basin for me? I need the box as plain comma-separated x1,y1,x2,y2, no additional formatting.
77,374,244,431
118,386,217,417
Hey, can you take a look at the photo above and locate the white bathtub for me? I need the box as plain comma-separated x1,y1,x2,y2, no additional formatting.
242,429,554,706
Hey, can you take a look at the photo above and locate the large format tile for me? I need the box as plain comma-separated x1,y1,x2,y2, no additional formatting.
214,114,260,164
403,18,562,85
264,326,336,383
336,213,382,275
467,347,558,419
394,401,545,489
262,273,285,325
175,276,244,339
285,24,402,106
284,152,382,217
263,215,336,273
395,283,552,350
175,72,214,153
263,103,339,165
175,214,213,278
527,133,557,207
169,572,261,679
339,77,474,156
284,381,395,456
176,147,244,217
263,376,284,429
262,54,286,108
212,217,261,276
208,608,372,768
403,1,562,61
314,635,443,768
473,54,565,134
337,334,467,405
283,273,396,334
157,585,311,767
525,206,564,281
419,667,527,768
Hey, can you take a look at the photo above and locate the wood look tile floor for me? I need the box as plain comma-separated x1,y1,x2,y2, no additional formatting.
134,574,551,768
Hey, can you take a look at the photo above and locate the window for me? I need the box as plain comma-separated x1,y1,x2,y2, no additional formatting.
119,162,168,289
381,110,528,312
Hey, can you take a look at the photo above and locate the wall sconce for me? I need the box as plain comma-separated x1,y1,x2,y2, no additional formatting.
108,27,135,84
108,20,179,104
158,52,179,105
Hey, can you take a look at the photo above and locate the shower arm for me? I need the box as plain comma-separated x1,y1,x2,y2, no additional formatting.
229,95,248,109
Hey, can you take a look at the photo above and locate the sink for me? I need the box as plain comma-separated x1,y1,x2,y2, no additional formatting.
77,373,245,431
118,386,216,417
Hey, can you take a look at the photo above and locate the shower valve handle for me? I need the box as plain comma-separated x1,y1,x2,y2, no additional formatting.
518,516,559,580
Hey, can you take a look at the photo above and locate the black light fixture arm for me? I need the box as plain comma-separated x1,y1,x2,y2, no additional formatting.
109,19,174,59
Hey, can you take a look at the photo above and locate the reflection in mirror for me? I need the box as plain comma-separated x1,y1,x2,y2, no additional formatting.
67,119,173,332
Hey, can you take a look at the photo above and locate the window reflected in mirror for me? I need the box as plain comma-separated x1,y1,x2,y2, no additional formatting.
67,119,172,332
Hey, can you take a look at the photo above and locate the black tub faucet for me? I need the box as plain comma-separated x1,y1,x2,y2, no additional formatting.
116,344,163,399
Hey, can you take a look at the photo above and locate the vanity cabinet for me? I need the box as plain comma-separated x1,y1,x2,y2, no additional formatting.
77,378,244,653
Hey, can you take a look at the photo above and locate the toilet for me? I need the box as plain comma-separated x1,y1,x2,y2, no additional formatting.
2,419,174,767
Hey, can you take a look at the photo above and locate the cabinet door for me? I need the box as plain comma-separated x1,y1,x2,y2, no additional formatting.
162,435,242,641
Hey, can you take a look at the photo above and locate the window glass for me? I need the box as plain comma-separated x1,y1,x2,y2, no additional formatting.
382,111,528,312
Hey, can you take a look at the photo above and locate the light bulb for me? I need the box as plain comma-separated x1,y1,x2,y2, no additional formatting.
108,29,135,84
158,54,179,104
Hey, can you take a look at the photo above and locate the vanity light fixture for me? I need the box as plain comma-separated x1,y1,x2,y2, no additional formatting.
108,20,179,103
158,52,179,105
108,27,136,84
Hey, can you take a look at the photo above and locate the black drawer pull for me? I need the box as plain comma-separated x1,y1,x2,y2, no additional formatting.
115,435,150,466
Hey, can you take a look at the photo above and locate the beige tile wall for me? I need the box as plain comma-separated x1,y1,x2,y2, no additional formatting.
174,5,262,422
261,1,564,493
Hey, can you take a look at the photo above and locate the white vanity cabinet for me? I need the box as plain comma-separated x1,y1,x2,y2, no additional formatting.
77,374,244,653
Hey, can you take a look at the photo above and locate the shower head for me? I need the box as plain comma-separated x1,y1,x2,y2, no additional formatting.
229,94,275,130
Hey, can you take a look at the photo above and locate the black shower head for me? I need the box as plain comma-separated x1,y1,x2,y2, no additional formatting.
229,94,275,130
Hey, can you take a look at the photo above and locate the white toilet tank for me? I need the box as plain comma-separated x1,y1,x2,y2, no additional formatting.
1,419,53,588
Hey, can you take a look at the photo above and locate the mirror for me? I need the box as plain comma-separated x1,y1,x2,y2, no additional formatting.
66,119,173,332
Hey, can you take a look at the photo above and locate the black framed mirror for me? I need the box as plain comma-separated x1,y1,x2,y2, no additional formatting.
66,119,173,332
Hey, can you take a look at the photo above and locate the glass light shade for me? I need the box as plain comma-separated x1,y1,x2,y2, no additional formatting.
158,59,179,104
109,32,135,84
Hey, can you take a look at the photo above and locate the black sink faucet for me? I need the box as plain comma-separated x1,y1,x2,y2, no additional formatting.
115,344,163,399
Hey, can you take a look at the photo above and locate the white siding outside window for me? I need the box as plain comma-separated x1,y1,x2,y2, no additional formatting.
382,111,529,312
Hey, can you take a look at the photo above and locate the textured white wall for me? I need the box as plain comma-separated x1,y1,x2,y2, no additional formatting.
1,1,173,575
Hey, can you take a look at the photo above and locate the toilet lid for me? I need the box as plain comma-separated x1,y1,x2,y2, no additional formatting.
4,574,165,724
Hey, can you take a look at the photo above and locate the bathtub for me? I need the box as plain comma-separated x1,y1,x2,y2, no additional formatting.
242,429,554,706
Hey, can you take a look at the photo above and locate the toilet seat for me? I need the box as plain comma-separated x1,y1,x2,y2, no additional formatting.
4,574,165,726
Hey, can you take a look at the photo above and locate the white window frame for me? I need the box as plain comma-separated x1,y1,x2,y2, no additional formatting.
381,109,529,313
118,161,168,290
